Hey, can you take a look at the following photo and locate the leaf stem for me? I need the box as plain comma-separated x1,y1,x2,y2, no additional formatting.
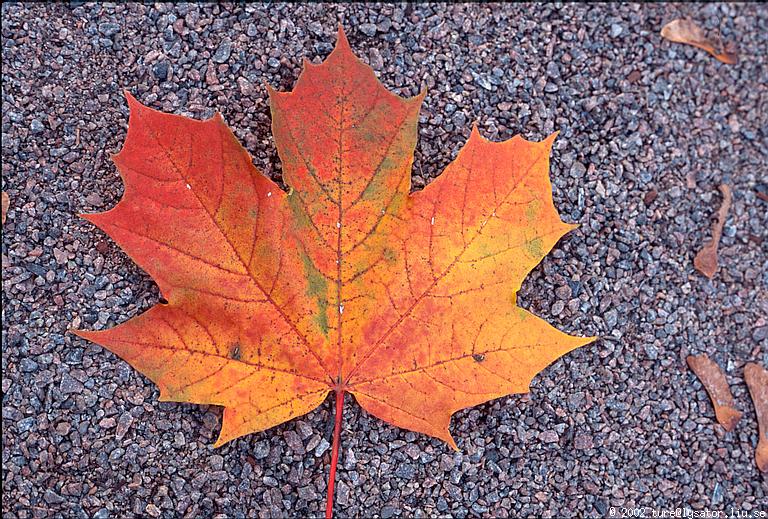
326,388,345,519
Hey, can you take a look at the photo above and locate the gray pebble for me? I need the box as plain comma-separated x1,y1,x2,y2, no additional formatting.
359,23,377,37
213,40,232,63
98,22,120,37
152,61,170,81
59,373,83,394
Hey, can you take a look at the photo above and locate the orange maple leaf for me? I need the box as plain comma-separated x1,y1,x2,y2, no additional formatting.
75,27,594,516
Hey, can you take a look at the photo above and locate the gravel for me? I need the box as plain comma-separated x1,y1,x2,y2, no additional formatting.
2,2,767,518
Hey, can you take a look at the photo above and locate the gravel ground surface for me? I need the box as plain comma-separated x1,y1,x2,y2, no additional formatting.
2,2,767,518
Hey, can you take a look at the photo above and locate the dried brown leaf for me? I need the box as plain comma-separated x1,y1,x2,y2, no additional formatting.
661,19,738,65
687,354,742,431
1,191,9,225
694,184,732,279
745,362,768,472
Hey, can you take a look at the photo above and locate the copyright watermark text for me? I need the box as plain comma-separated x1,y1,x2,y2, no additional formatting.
609,507,767,519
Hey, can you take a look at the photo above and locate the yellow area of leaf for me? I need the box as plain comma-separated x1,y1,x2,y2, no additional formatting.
75,28,594,449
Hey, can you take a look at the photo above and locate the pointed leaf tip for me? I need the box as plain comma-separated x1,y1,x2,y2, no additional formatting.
123,90,140,109
546,130,560,145
336,24,350,48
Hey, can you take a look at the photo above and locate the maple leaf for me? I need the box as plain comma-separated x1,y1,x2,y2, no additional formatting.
75,27,594,516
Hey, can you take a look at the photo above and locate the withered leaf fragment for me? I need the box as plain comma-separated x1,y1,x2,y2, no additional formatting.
661,19,738,65
744,362,768,472
2,191,9,225
687,354,742,431
694,184,732,279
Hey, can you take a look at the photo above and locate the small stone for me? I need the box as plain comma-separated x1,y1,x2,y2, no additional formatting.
17,417,36,432
381,506,398,519
30,119,44,134
191,473,207,489
60,373,83,394
571,161,586,177
209,454,224,471
595,499,608,515
85,193,103,206
296,422,313,439
546,62,560,79
205,62,218,85
307,21,323,36
145,504,161,518
439,453,455,471
98,22,121,37
711,482,724,506
475,74,493,91
298,485,317,500
610,23,623,37
19,358,38,372
555,285,572,300
254,440,270,459
369,48,384,70
394,463,416,479
115,412,133,440
359,23,377,37
574,433,594,450
237,77,253,96
209,470,228,481
213,40,232,63
314,438,330,457
53,248,68,265
267,57,280,69
540,430,559,443
44,489,65,504
152,61,169,81
284,430,304,453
